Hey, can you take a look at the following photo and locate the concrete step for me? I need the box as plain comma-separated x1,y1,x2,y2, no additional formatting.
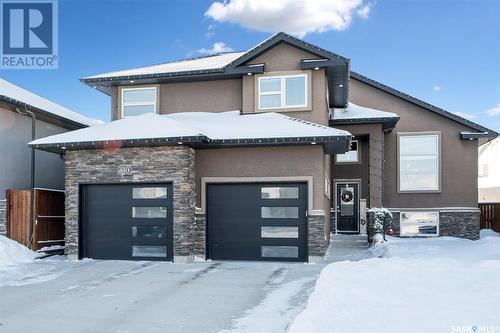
331,234,369,248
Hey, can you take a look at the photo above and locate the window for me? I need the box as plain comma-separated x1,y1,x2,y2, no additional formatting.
258,74,307,110
261,246,298,258
399,133,440,191
336,140,359,163
132,187,167,199
261,207,299,219
400,212,439,237
261,226,299,238
261,187,299,199
132,245,167,257
132,226,167,238
132,207,167,218
121,87,157,117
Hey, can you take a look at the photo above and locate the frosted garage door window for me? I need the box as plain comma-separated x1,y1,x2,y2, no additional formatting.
132,187,167,199
132,207,167,218
132,226,167,238
400,212,439,237
132,245,167,257
261,207,299,218
261,246,298,258
399,134,440,191
261,226,299,238
261,187,299,199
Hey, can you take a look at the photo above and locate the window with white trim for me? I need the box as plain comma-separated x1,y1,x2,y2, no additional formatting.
336,140,359,163
258,74,307,110
399,133,440,191
121,87,157,117
400,211,439,237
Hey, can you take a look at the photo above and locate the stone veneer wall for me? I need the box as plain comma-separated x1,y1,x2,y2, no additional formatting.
390,210,479,240
0,199,6,236
308,214,329,256
194,212,206,257
64,146,196,260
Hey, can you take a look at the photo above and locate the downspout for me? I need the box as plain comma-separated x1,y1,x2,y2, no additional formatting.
16,107,36,248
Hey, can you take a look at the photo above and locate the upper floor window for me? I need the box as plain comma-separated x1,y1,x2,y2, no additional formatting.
258,74,307,110
121,87,157,117
398,133,440,192
336,140,359,163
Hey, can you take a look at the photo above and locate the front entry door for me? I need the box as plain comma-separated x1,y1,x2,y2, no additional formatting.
336,183,359,233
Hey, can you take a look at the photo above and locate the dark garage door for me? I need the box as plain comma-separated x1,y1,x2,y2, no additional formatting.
81,183,173,261
207,183,308,262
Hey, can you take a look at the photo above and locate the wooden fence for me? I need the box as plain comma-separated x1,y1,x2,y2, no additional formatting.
479,203,500,232
6,188,65,251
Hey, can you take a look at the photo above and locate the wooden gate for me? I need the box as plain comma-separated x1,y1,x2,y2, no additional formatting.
479,203,500,233
6,188,65,251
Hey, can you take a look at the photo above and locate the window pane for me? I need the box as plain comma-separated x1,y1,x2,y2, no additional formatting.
261,187,299,199
400,212,439,237
260,78,281,92
261,246,298,258
261,226,299,238
260,94,281,108
400,174,438,191
123,88,156,103
132,226,167,238
336,150,358,163
132,207,167,218
261,207,299,218
285,76,306,106
123,104,155,117
401,156,438,175
132,187,167,199
132,245,167,257
400,135,438,155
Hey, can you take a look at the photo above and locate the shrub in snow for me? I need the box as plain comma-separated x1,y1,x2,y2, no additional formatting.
367,208,393,244
0,235,35,268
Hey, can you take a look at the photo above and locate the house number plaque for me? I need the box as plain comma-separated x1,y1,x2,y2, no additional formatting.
117,166,131,175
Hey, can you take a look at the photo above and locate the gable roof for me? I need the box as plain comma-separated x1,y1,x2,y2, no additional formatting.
350,71,497,137
0,78,101,128
330,102,399,131
81,32,350,107
30,111,351,155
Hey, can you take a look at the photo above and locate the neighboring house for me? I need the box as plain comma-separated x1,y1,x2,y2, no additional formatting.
478,137,500,202
31,33,497,263
0,78,101,235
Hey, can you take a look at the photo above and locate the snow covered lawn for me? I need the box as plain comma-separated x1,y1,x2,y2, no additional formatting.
290,231,500,333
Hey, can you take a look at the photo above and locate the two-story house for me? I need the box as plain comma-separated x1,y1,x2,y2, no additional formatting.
30,33,497,263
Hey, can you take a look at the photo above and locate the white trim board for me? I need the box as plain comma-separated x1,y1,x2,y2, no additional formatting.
200,176,314,214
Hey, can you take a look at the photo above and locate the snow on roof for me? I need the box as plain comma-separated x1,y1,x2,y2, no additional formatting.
30,111,350,147
331,102,398,121
83,52,246,80
0,78,101,126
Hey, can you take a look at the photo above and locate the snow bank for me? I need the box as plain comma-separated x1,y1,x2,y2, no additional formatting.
0,236,35,268
290,236,500,333
480,229,499,238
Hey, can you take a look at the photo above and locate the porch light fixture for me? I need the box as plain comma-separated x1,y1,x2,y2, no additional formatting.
61,146,66,150
314,67,319,70
130,80,135,83
247,73,252,76
311,142,317,145
337,84,344,87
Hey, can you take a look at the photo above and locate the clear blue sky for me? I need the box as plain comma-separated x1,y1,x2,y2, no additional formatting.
2,0,499,130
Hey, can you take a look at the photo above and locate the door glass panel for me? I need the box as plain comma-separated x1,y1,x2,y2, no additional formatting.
132,187,167,199
261,246,298,258
261,207,299,218
261,187,299,199
132,226,167,238
132,207,167,218
261,226,299,238
132,245,167,257
340,186,355,216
